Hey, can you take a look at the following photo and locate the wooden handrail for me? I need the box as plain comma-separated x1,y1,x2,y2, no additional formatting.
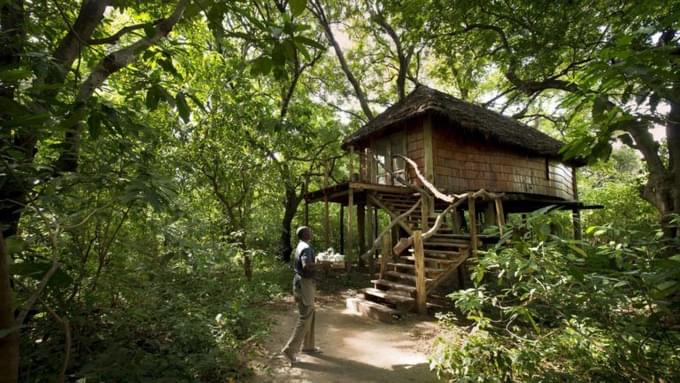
360,152,507,280
358,198,421,262
396,155,505,203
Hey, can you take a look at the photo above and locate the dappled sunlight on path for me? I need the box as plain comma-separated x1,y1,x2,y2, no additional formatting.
249,293,441,383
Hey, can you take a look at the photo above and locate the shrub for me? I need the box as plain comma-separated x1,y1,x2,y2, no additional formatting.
430,210,680,382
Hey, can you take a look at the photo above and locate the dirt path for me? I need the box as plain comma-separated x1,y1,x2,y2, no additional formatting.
249,291,442,383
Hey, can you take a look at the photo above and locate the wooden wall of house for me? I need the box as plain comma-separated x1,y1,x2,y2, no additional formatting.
432,124,574,200
356,117,427,185
352,113,572,201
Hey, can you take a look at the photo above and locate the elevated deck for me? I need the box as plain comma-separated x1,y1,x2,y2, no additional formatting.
304,180,598,212
304,181,414,205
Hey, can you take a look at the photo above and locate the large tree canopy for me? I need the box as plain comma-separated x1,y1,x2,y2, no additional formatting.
405,0,679,238
1,0,679,382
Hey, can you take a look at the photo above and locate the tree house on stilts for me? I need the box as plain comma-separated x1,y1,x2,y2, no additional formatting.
304,86,593,321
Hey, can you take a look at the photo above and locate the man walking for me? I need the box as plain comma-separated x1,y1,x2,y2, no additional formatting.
281,226,321,363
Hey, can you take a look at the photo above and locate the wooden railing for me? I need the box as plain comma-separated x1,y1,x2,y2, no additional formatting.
356,153,507,314
394,155,505,314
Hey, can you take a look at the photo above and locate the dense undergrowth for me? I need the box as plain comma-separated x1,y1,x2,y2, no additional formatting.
16,234,292,382
430,210,680,382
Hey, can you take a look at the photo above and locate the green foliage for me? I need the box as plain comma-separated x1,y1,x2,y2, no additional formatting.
579,147,659,238
431,212,680,382
20,255,289,382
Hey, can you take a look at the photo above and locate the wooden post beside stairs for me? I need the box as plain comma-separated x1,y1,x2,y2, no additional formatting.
413,230,427,314
379,233,391,280
468,197,477,258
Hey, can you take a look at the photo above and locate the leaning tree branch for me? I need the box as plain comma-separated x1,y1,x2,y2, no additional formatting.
88,21,156,45
76,0,188,102
52,0,110,74
370,3,410,100
54,0,189,172
310,0,374,119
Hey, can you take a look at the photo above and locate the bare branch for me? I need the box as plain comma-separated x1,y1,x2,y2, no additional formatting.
88,21,153,45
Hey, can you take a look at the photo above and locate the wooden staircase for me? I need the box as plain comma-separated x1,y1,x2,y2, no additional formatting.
376,191,470,307
345,155,504,322
347,191,474,321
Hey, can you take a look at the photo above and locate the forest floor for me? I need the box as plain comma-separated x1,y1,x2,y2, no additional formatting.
247,286,443,383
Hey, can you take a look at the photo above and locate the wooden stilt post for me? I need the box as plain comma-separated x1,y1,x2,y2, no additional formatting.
367,200,375,274
374,206,379,269
495,198,505,236
420,195,430,231
347,191,354,270
339,204,344,255
572,166,582,240
413,230,427,315
468,197,477,258
347,146,355,270
324,161,330,249
380,233,391,280
358,203,366,267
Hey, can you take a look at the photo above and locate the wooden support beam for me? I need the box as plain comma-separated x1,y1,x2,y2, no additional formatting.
380,233,391,280
348,190,354,269
367,194,413,235
413,230,427,315
324,161,330,249
572,166,582,240
468,197,477,258
494,198,505,236
358,203,366,267
348,146,355,270
367,201,375,274
339,204,344,255
420,194,430,231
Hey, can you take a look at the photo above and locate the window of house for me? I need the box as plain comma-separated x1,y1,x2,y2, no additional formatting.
391,132,406,185
374,141,388,185
372,131,406,185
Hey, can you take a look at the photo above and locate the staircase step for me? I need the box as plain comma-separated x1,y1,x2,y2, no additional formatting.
408,247,467,257
371,279,417,293
429,233,472,239
387,262,447,273
424,249,467,258
385,271,434,284
403,256,459,264
346,297,401,322
363,287,414,304
424,241,469,248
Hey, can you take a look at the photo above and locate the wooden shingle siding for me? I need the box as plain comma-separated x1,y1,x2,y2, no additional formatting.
406,118,425,184
432,125,574,200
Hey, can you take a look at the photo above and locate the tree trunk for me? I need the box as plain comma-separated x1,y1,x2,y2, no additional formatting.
629,94,680,244
663,88,680,240
280,186,301,263
311,0,373,120
0,232,19,383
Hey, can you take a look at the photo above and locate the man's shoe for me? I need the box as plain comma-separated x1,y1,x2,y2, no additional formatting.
302,347,322,354
281,348,296,365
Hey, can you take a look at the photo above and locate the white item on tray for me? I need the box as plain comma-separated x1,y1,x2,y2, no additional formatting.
316,247,345,263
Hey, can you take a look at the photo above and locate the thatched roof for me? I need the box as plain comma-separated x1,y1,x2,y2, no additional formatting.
343,85,572,162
